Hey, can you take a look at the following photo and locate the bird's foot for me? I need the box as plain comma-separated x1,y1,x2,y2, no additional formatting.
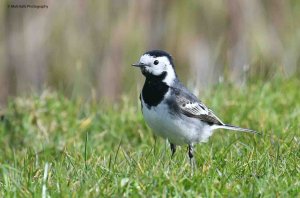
188,144,197,174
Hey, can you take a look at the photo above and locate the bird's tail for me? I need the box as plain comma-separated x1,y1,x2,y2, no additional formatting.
213,124,260,134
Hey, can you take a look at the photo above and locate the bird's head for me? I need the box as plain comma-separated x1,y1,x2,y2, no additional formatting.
132,50,177,85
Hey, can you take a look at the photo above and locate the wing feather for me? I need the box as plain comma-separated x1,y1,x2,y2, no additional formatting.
171,86,224,125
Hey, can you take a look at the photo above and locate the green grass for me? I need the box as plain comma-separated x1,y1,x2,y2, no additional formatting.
0,77,299,197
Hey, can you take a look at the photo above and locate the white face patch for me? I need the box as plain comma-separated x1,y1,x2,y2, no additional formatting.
139,54,176,85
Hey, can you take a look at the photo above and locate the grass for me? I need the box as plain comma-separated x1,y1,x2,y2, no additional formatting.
0,76,299,197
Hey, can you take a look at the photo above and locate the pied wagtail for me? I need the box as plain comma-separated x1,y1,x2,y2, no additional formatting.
132,50,258,165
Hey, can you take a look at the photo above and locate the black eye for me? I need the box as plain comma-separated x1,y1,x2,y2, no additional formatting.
154,60,159,65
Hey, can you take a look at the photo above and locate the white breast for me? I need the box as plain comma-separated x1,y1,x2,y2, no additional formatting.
141,92,214,145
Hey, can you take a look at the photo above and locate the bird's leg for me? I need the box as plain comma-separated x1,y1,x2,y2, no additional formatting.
170,143,176,158
188,144,196,171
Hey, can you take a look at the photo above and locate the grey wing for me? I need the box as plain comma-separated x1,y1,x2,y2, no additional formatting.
171,86,224,126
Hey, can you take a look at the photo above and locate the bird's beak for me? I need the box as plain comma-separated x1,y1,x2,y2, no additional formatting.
132,62,147,68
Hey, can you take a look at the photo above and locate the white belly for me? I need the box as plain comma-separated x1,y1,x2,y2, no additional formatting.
141,98,213,145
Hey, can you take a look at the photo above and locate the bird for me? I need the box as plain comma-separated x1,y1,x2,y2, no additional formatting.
132,50,258,166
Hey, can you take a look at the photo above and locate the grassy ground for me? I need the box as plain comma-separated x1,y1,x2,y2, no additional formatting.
0,76,299,197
